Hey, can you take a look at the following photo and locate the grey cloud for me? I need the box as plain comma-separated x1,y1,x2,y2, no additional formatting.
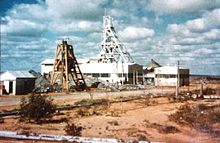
146,0,220,15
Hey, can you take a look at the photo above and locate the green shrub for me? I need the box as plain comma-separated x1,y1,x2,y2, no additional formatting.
65,122,83,136
20,93,56,123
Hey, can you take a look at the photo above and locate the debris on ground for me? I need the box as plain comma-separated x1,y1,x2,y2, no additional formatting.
84,76,144,91
29,70,54,93
143,120,180,134
169,103,220,134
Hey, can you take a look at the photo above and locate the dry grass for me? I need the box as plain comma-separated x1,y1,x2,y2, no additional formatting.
169,103,220,136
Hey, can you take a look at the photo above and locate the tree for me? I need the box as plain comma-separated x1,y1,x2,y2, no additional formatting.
20,93,56,123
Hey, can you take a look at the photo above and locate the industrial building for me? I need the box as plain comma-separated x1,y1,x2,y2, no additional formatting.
41,15,143,85
154,66,189,86
0,71,36,95
41,59,54,77
143,59,161,85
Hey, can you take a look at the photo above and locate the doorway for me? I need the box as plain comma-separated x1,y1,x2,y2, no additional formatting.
9,81,13,94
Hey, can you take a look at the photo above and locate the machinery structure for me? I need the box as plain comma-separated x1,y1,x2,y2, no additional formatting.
79,15,143,84
50,40,87,91
97,15,134,63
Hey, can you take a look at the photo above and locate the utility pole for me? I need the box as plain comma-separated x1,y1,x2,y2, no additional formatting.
133,71,135,85
136,71,138,84
176,61,180,98
200,80,204,98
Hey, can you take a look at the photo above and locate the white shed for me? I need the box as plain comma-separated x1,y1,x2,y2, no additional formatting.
0,71,36,95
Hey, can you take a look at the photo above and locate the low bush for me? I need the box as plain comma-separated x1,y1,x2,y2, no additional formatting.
64,122,83,136
19,93,57,123
169,103,220,131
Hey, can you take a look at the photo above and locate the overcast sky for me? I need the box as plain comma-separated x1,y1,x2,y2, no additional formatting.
1,0,220,75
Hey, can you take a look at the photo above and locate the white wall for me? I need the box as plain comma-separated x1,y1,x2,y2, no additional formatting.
13,80,16,95
155,66,189,75
80,63,131,83
3,80,16,95
41,64,53,75
3,81,9,93
40,59,139,83
154,66,189,86
79,63,130,74
155,78,177,86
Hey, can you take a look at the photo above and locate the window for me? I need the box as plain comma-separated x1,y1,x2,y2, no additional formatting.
101,73,110,77
84,73,91,76
92,73,99,77
170,75,176,78
156,74,176,78
118,73,127,77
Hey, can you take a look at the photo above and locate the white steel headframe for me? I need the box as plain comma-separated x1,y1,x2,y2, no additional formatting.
97,15,134,63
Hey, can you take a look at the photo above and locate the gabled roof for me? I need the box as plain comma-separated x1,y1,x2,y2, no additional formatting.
146,59,161,68
0,71,35,81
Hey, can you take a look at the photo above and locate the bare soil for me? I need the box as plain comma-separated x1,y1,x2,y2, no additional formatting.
0,83,220,143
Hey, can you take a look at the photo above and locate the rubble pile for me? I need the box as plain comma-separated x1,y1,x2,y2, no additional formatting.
118,84,143,90
29,70,54,93
84,76,144,91
29,71,145,93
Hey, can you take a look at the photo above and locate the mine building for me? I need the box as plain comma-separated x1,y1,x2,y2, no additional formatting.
143,59,161,85
154,66,189,86
0,71,36,95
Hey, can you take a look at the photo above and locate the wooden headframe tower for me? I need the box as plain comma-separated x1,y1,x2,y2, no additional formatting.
51,40,87,91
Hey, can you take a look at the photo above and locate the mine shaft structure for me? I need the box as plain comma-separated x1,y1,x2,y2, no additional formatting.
97,15,134,63
51,40,87,91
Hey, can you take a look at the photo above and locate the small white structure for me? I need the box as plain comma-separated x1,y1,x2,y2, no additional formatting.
41,59,54,75
154,66,189,86
0,71,36,95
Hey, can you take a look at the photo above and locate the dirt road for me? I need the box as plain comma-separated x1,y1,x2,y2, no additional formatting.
0,89,175,107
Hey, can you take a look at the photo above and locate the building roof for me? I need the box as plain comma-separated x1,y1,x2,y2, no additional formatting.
155,66,189,70
146,59,161,67
41,58,89,65
0,71,35,81
41,59,54,65
145,59,161,68
77,59,89,64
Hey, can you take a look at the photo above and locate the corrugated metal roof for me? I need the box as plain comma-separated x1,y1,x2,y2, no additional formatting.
5,71,35,78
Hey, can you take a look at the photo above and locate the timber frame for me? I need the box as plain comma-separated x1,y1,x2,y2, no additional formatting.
51,40,87,91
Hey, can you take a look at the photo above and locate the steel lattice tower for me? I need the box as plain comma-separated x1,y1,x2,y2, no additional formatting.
97,15,134,63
